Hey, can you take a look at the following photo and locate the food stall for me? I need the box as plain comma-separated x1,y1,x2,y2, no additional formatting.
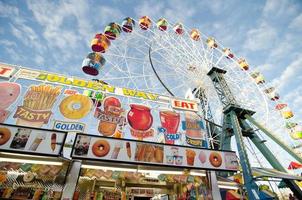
0,64,240,199
0,123,68,199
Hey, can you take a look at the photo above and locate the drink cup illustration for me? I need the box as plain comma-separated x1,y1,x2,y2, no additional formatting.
159,109,180,144
186,149,196,166
10,128,31,150
29,133,46,151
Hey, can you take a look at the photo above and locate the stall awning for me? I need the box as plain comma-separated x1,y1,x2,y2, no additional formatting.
252,167,302,180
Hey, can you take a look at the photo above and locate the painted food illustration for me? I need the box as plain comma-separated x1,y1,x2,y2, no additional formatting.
127,104,153,131
10,128,31,150
92,139,110,157
0,82,21,123
28,132,46,151
224,152,238,170
126,142,131,159
135,143,163,163
159,109,180,144
209,152,223,167
51,133,57,151
0,127,11,145
0,82,21,110
184,111,205,147
198,151,206,164
166,147,183,165
14,84,61,127
59,94,92,119
186,149,196,166
74,135,91,156
111,142,122,159
97,96,123,136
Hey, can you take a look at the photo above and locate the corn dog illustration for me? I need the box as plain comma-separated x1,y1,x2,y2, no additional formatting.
51,133,57,151
126,142,131,159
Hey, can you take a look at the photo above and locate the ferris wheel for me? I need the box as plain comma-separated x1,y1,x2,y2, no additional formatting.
81,16,302,198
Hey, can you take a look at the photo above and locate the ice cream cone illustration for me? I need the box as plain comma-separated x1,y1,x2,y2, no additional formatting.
13,84,61,128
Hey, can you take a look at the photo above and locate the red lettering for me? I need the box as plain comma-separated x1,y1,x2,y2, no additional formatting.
174,100,181,107
181,102,189,108
188,103,195,109
0,67,11,75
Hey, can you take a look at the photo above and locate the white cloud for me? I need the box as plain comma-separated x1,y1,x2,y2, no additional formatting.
2,47,24,63
10,23,43,50
289,13,302,30
267,33,296,63
0,1,19,17
283,85,302,124
255,63,274,73
0,2,44,53
244,23,277,51
34,55,44,65
0,40,17,47
271,53,302,91
27,0,81,49
263,0,298,17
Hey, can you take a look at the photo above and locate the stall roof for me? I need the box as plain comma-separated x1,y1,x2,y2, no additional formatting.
252,167,302,181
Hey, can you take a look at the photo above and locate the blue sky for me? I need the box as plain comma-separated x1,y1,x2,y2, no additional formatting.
0,0,302,123
1,0,302,174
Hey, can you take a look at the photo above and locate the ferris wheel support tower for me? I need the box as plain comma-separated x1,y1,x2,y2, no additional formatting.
207,67,302,199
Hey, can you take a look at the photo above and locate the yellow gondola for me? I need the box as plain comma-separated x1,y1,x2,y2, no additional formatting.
275,103,294,119
157,18,168,31
173,23,184,35
90,33,110,53
104,22,122,40
139,16,152,30
206,37,218,48
238,58,249,70
190,29,200,41
122,17,135,33
281,107,294,119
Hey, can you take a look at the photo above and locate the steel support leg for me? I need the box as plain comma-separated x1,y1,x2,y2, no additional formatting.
249,133,302,198
229,111,260,200
245,114,302,164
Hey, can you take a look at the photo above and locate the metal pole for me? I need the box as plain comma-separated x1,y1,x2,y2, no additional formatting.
245,114,302,164
229,111,260,200
61,160,82,200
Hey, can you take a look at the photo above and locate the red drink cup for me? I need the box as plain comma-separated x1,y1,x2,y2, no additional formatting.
159,110,180,144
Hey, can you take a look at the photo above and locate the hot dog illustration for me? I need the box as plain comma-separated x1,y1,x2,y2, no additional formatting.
51,133,57,151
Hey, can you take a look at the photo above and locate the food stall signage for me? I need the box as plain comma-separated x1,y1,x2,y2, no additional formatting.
171,99,199,112
0,123,67,157
71,133,239,171
13,106,52,123
53,120,86,133
13,67,198,109
0,64,15,79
